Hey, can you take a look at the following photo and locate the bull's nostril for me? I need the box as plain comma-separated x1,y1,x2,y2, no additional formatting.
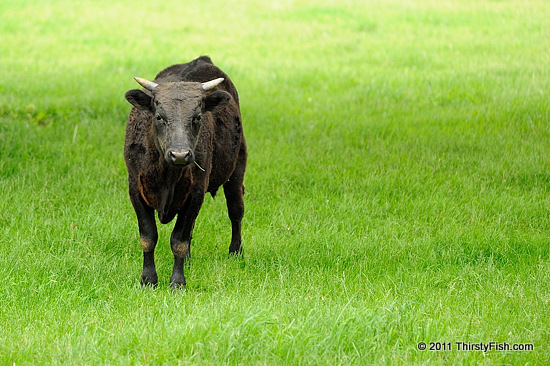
168,149,193,164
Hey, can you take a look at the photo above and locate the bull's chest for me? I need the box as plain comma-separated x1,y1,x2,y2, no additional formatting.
137,168,193,222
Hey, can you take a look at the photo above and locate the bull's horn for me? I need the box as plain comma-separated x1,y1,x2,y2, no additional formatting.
134,77,158,91
201,78,224,91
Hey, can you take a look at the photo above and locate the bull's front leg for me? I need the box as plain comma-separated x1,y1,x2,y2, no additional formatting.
170,190,205,290
130,191,159,287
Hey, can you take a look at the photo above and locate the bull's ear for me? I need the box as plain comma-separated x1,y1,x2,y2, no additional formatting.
204,91,232,113
125,89,152,111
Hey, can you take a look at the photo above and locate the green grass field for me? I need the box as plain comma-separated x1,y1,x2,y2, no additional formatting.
1,0,549,364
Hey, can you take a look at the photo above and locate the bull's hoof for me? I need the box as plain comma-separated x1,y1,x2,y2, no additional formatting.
170,273,186,291
170,280,186,291
141,269,158,288
228,246,243,258
229,248,245,269
140,277,158,289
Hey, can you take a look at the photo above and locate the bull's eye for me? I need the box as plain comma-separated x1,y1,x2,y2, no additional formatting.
193,114,202,126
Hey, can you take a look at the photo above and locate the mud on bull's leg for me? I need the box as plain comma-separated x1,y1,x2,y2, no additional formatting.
169,235,192,289
170,240,190,289
140,237,158,287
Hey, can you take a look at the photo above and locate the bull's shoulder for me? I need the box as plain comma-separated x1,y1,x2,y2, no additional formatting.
186,64,240,106
124,108,154,165
125,108,150,140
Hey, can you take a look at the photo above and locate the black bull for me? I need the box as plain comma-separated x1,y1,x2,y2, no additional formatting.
124,56,247,289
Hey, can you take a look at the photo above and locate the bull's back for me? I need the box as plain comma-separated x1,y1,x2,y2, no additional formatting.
155,56,240,105
154,56,213,83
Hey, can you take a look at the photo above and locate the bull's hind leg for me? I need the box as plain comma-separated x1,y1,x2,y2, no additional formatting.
130,192,159,287
223,146,247,256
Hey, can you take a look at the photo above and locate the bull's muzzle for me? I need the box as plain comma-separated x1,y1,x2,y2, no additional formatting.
167,148,194,165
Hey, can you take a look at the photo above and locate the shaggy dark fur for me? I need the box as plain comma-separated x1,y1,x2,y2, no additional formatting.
124,56,247,289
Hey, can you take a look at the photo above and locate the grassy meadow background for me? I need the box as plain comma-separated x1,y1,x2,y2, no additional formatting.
1,0,549,364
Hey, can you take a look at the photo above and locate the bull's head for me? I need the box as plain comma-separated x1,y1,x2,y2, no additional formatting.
125,77,231,166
